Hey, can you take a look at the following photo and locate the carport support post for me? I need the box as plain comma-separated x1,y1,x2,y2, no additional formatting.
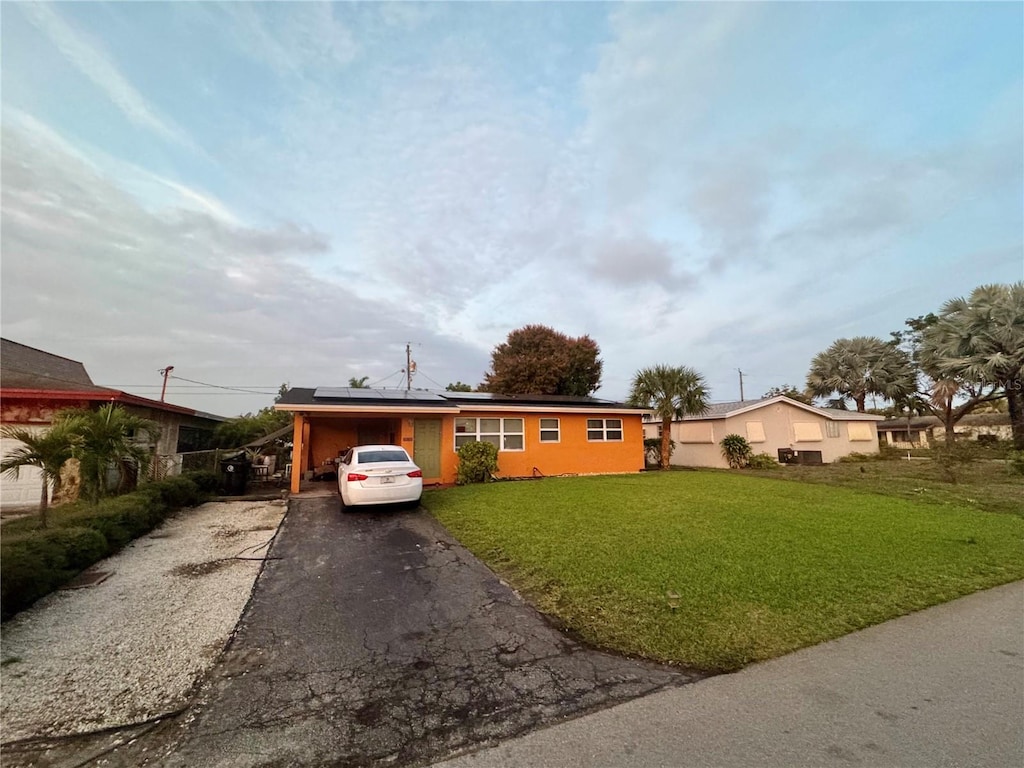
290,414,306,494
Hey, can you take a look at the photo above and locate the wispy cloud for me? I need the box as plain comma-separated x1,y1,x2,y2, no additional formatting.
18,2,197,151
0,118,487,403
220,1,357,80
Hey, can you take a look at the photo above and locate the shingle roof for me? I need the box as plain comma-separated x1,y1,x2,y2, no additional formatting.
877,413,1010,429
0,338,107,391
675,395,883,421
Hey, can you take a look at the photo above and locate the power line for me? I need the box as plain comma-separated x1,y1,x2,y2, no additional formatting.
167,374,278,395
368,370,406,388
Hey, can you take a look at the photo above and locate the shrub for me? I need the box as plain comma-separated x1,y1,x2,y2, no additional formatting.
147,475,203,508
1009,450,1024,477
1,474,211,621
184,469,220,494
643,437,675,468
1,528,108,620
720,434,752,469
837,452,888,463
747,452,778,470
456,441,499,485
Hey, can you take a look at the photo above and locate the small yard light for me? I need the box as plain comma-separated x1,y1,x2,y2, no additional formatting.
666,590,680,612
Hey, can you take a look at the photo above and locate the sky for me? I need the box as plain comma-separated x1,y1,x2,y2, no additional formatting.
2,1,1022,417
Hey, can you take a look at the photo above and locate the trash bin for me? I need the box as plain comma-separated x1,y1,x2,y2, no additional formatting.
220,456,252,496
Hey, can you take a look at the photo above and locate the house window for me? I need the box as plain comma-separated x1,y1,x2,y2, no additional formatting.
679,422,714,444
825,421,840,438
891,430,920,443
454,417,524,451
745,421,766,443
847,422,873,442
587,418,623,442
793,422,823,442
539,418,560,442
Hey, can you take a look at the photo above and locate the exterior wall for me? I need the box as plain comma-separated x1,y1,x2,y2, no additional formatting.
0,399,89,511
646,403,880,468
433,411,645,483
880,428,931,449
879,420,1011,448
290,409,646,489
0,427,47,509
934,423,1012,442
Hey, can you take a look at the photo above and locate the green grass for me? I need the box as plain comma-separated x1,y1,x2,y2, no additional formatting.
744,456,1023,517
424,471,1024,671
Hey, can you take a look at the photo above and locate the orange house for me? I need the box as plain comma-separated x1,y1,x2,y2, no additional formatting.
275,388,647,492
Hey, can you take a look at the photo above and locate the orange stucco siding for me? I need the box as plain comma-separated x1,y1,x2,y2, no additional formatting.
288,409,645,490
430,411,645,482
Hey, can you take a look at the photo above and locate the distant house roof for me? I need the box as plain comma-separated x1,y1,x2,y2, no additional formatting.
0,338,107,392
877,413,1010,430
276,387,639,412
0,338,226,421
666,395,884,422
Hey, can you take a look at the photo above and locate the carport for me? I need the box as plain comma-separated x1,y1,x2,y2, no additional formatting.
280,389,457,493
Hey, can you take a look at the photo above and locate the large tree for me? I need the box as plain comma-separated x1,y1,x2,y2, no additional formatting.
57,404,160,502
0,422,78,527
891,314,1003,447
920,283,1024,449
481,325,603,396
627,365,709,469
763,384,813,405
806,336,915,412
212,407,290,448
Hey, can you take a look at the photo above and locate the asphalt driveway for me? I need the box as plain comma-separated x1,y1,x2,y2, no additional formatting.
153,494,698,767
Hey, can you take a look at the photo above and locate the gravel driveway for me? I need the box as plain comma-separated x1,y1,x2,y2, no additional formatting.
0,500,286,746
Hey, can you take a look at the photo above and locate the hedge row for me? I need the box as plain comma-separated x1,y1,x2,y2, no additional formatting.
1,471,220,621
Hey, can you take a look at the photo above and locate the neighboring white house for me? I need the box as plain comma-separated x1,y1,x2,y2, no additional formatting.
642,395,884,468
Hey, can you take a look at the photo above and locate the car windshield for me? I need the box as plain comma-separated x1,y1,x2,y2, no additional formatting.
356,450,409,464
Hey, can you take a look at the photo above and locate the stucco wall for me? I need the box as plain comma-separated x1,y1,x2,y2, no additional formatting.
645,403,880,468
294,410,645,488
432,411,645,483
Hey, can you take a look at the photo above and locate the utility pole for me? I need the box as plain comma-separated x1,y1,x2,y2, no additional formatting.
405,343,412,391
159,366,174,402
737,368,745,402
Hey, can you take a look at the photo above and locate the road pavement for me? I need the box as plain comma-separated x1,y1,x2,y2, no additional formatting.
434,579,1024,768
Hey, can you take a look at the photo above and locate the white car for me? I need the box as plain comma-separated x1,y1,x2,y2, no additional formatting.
337,445,423,509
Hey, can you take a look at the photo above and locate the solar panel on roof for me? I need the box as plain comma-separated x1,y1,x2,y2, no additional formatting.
313,387,448,402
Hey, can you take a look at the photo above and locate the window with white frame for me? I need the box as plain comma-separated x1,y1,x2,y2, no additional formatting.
454,417,524,451
539,418,560,442
587,418,623,441
825,421,840,438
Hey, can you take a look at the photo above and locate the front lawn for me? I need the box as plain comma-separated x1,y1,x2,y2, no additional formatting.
424,472,1024,671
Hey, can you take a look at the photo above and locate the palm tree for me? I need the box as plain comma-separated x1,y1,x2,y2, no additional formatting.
57,404,160,503
348,376,370,388
921,283,1024,449
0,423,79,526
806,336,915,412
627,365,709,469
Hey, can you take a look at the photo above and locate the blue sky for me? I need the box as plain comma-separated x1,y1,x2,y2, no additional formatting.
2,1,1022,415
